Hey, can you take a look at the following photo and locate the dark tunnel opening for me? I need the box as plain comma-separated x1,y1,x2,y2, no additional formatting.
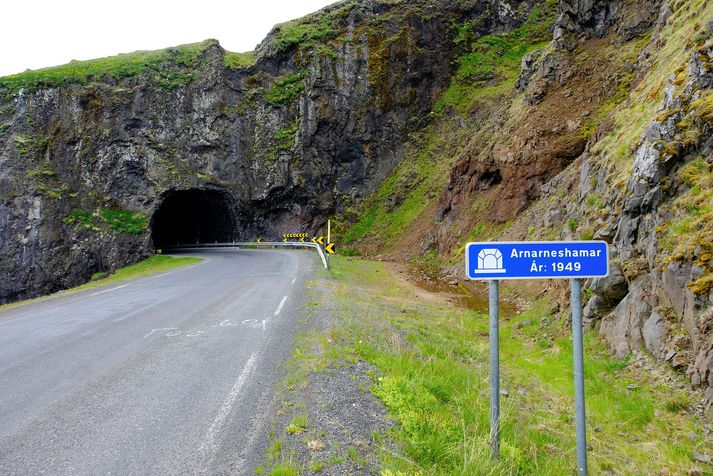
151,189,238,249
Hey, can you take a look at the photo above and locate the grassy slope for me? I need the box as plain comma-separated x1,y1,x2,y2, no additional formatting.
273,257,711,475
337,1,556,256
0,40,219,94
0,255,201,312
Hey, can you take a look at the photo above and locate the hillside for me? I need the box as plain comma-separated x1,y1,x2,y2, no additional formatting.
333,0,713,416
0,0,711,430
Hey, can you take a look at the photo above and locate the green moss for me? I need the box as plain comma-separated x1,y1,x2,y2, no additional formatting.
224,51,256,70
13,134,48,159
64,208,148,234
0,123,9,135
99,208,148,234
272,13,340,51
274,123,299,151
265,72,306,106
0,40,214,94
435,1,556,114
316,44,338,59
659,157,713,293
26,166,56,178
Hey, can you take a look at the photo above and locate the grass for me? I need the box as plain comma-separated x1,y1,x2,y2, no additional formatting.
265,72,306,106
302,256,713,475
0,40,215,94
271,9,341,52
224,50,256,70
285,414,309,435
434,0,556,115
659,156,713,294
0,255,201,312
64,208,148,234
339,123,462,250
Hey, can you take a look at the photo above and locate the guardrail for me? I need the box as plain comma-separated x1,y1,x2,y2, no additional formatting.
164,242,329,269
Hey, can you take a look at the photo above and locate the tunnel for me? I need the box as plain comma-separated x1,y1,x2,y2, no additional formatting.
150,189,238,249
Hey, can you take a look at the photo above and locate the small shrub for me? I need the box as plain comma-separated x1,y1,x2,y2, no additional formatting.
664,392,691,413
265,72,306,105
285,414,308,435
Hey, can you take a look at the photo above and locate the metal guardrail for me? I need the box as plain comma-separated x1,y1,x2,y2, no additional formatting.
164,242,329,269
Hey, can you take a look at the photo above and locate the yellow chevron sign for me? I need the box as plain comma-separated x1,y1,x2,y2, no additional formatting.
311,236,324,245
325,242,336,254
283,233,309,239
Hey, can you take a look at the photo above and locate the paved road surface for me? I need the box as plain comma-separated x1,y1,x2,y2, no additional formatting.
0,249,316,475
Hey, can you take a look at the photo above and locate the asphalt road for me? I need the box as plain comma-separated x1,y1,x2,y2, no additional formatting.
0,249,317,475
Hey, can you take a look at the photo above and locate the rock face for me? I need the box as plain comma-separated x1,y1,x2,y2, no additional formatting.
475,0,713,412
1,0,712,412
0,0,543,302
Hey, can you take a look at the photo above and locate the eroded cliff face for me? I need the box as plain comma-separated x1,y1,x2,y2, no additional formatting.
1,0,711,410
0,0,543,302
426,0,713,411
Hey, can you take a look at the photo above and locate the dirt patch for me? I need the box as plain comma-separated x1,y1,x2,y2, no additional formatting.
384,260,523,317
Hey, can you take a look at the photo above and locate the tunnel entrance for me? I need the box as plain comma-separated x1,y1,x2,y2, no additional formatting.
151,189,238,249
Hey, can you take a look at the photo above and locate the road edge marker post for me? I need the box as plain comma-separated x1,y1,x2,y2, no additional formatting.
488,279,500,459
326,219,331,270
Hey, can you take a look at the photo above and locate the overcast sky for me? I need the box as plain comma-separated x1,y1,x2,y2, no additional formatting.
0,0,337,77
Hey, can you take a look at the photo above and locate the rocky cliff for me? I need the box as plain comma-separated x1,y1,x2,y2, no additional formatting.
1,0,712,411
334,0,713,412
0,0,541,302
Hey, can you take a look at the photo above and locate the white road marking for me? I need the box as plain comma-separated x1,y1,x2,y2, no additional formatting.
150,270,178,280
198,352,258,470
291,276,297,285
91,284,129,296
274,295,288,316
211,319,237,328
143,327,178,338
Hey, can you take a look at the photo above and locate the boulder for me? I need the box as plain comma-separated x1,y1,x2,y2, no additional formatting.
642,310,668,357
600,276,652,357
591,261,628,302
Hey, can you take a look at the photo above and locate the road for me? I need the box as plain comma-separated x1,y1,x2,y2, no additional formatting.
0,249,316,475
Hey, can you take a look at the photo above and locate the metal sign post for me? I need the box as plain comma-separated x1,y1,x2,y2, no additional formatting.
465,241,608,472
571,278,588,475
488,279,500,459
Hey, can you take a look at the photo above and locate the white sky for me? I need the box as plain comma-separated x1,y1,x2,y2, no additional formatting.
0,0,338,77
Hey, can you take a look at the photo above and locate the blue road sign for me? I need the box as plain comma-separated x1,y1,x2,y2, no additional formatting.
466,241,608,280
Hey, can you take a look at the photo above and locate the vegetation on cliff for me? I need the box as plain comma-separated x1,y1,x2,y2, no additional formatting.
0,40,217,94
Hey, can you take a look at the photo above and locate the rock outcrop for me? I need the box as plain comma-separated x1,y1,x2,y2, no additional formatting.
481,0,713,412
0,0,545,302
